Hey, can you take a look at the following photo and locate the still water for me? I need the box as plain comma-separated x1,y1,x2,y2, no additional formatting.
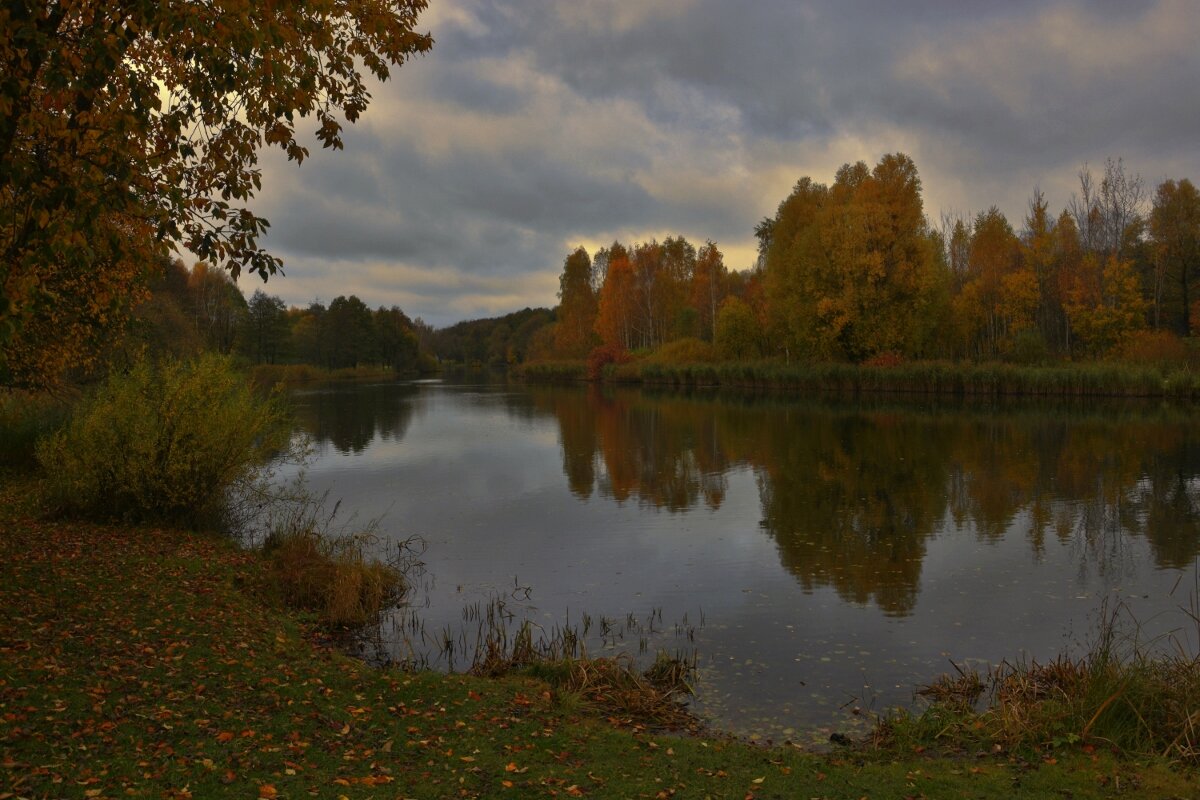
285,374,1200,741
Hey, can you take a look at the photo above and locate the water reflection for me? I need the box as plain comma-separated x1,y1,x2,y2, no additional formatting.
291,382,420,454
530,387,1200,617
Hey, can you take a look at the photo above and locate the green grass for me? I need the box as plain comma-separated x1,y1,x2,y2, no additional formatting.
1,472,1195,799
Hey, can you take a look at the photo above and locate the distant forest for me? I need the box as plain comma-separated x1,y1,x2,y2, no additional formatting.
114,257,556,375
540,154,1199,367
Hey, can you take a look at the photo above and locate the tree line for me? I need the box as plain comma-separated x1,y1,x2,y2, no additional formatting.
118,257,428,375
544,154,1199,366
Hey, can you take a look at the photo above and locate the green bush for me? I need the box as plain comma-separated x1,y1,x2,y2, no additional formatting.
36,355,289,525
0,390,70,466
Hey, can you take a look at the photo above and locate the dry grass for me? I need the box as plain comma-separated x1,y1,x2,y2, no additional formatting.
462,614,697,730
889,601,1200,762
517,652,697,730
265,527,405,628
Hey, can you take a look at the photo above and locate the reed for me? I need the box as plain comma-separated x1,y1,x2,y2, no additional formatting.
257,484,418,628
511,360,587,382
248,363,404,389
577,359,1200,398
883,600,1200,761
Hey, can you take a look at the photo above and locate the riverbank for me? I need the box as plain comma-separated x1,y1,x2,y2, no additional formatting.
1,474,1194,798
248,363,427,389
515,359,1200,398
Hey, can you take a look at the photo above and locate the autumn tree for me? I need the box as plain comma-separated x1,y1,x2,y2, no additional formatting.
187,262,246,354
762,176,828,360
1,1,432,386
1065,255,1147,357
1068,158,1145,259
1020,191,1065,354
954,208,1029,358
595,246,637,351
553,247,598,357
714,297,761,360
764,154,943,361
1149,179,1200,335
689,241,728,342
372,305,420,373
325,295,375,368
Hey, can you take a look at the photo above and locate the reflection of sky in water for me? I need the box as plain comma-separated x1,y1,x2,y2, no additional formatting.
285,379,1200,741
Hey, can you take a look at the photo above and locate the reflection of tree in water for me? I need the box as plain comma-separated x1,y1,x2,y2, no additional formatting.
530,386,1200,616
944,411,1200,573
756,410,952,617
531,387,737,510
292,383,420,454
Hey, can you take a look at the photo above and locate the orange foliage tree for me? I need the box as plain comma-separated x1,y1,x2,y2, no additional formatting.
595,247,638,351
763,154,943,361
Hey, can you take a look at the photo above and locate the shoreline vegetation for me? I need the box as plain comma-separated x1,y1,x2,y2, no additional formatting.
514,358,1200,399
248,362,425,389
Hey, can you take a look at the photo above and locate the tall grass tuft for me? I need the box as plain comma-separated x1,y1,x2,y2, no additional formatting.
260,492,408,628
35,355,289,525
885,601,1200,761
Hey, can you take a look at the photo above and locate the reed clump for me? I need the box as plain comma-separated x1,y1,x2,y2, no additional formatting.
451,602,697,729
884,605,1200,762
479,642,696,729
264,526,405,628
260,491,408,628
535,358,1200,399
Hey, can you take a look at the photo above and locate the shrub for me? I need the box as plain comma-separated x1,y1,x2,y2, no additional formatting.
1114,329,1189,368
1005,329,1050,365
862,351,906,368
648,337,716,364
36,355,289,525
586,343,631,381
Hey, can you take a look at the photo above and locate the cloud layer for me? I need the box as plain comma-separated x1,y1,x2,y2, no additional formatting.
249,0,1200,326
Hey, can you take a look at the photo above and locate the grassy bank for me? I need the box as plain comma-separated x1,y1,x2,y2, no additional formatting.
517,358,1200,398
1,474,1195,798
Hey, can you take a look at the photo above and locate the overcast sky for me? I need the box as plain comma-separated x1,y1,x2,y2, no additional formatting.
248,0,1200,327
